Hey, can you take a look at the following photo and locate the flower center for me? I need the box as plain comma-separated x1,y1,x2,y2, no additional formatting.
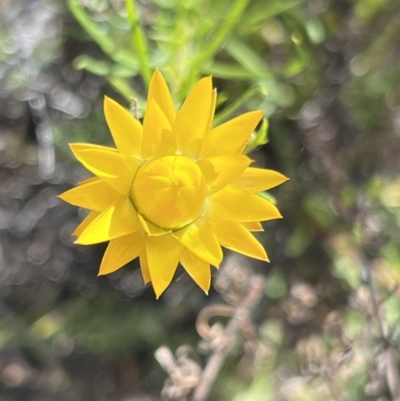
131,155,207,230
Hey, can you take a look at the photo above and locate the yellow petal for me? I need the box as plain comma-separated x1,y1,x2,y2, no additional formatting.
75,197,140,244
148,69,176,125
104,96,143,157
233,168,289,192
173,218,222,267
72,211,100,236
201,111,264,158
153,129,177,158
78,177,100,186
98,232,145,275
198,154,252,194
242,221,264,232
145,234,183,298
180,248,211,293
138,214,171,236
208,185,282,222
141,99,172,158
69,143,118,153
173,76,214,157
207,89,217,132
70,144,139,194
212,221,268,261
59,180,120,212
139,251,151,284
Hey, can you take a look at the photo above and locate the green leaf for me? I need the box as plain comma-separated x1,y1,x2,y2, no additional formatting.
257,190,276,204
126,0,152,87
73,55,111,76
191,0,251,75
281,58,306,77
107,76,145,107
68,0,114,54
240,0,304,33
225,36,271,79
304,194,335,229
285,226,313,257
244,118,269,154
305,19,325,44
68,0,139,71
203,62,267,80
264,269,288,300
213,86,267,126
110,64,137,78
233,367,274,401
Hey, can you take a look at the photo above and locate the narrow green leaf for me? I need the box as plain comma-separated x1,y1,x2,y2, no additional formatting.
73,55,111,76
213,86,267,126
244,118,269,154
305,19,326,44
281,58,305,77
225,36,271,78
125,0,152,87
68,0,114,54
240,0,304,33
191,0,251,75
107,76,145,108
258,191,276,204
111,64,137,78
203,62,268,80
68,0,139,71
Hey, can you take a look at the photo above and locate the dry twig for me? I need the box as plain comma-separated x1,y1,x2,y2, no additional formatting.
191,274,265,401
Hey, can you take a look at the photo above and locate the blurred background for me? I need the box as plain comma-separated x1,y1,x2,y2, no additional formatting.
1,0,400,400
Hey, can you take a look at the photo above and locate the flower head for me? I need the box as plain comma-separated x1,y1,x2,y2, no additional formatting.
59,70,288,298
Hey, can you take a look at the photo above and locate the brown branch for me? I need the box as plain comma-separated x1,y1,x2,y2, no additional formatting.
363,257,400,401
191,275,265,401
386,346,400,401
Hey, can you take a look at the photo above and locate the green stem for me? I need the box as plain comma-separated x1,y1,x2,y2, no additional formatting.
213,86,266,126
126,0,152,88
68,0,138,70
190,0,250,83
68,0,114,54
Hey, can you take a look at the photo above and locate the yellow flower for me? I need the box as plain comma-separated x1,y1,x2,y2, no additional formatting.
59,70,288,298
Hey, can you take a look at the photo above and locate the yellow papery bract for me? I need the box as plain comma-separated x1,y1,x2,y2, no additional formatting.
59,70,287,298
59,180,120,212
212,221,269,261
198,154,252,194
148,69,176,124
180,248,211,293
78,177,101,186
138,214,171,236
208,185,282,222
207,89,217,133
173,76,214,157
104,96,142,157
154,129,177,158
173,219,223,267
75,197,140,245
70,143,118,153
70,145,139,195
142,99,172,158
233,168,289,193
99,232,145,275
242,221,264,232
201,110,264,158
139,252,151,284
146,234,183,298
72,211,99,236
